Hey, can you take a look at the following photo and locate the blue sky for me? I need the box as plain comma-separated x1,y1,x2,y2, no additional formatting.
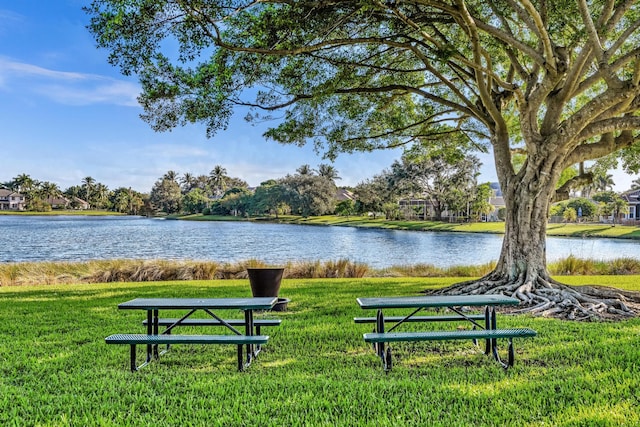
0,1,635,194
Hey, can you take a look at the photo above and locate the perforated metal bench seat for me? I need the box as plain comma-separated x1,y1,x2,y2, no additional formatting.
106,333,269,345
363,328,536,371
363,328,536,343
105,334,269,371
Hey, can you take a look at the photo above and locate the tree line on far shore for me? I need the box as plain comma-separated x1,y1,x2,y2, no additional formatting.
1,174,146,215
126,147,495,220
3,147,637,221
2,148,490,219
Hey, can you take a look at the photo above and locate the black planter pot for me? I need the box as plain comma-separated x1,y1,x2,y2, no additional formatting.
247,268,284,298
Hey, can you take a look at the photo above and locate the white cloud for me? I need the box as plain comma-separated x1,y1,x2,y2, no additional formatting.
1,58,88,80
33,82,139,107
0,9,22,35
137,143,214,159
0,57,140,106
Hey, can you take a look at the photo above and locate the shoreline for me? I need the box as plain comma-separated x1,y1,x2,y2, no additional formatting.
178,213,640,240
3,210,639,239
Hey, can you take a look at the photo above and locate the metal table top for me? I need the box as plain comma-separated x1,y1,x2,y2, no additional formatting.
118,297,278,311
357,294,519,309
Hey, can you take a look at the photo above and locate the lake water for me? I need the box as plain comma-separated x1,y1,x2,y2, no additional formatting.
1,215,638,268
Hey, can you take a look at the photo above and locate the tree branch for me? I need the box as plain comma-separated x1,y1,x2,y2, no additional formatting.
473,18,545,68
552,172,594,203
486,4,528,82
574,48,640,98
560,86,640,146
341,116,474,147
577,0,604,63
606,19,640,60
577,116,640,144
379,4,488,122
596,0,616,28
564,130,640,167
519,0,557,73
503,0,540,39
556,44,594,102
454,0,503,130
604,0,638,34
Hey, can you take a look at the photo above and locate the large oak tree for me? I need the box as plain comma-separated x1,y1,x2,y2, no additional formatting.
86,0,640,319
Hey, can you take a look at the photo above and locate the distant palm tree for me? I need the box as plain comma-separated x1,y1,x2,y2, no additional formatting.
610,196,630,224
113,189,129,213
632,177,640,190
39,181,61,201
82,177,96,208
64,185,82,198
94,183,110,208
318,164,341,181
195,175,210,192
163,170,179,182
180,173,197,193
112,187,143,214
296,164,314,175
579,181,595,198
209,165,228,197
594,173,615,192
12,174,35,193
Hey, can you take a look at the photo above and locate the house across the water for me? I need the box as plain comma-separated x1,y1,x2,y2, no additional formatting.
621,189,640,224
0,189,26,211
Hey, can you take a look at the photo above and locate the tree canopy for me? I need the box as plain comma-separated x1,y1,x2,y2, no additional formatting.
390,147,480,220
87,1,640,167
86,1,640,319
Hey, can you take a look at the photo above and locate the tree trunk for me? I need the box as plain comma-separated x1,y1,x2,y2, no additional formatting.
430,173,640,320
490,179,550,284
432,200,444,222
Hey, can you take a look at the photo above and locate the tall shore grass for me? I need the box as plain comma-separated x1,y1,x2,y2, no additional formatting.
2,256,640,286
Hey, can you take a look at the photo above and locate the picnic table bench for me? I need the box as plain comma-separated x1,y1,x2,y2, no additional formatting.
356,295,536,371
105,334,269,372
105,297,279,371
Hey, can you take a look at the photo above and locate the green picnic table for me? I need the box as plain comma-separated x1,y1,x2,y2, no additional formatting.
356,295,536,371
106,297,278,371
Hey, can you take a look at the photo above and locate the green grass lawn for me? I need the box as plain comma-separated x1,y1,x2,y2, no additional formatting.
1,277,639,426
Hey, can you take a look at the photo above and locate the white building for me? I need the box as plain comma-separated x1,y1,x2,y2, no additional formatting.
0,189,25,210
621,189,640,223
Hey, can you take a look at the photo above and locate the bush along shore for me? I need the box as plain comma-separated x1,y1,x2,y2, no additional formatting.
2,256,640,286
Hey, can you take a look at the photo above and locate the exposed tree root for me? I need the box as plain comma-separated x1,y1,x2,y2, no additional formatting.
423,275,640,321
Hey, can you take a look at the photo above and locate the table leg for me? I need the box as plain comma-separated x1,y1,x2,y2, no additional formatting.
153,309,160,359
490,309,509,368
129,345,135,372
237,345,244,372
244,309,255,362
376,309,385,363
490,308,498,354
145,310,153,363
484,306,491,355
